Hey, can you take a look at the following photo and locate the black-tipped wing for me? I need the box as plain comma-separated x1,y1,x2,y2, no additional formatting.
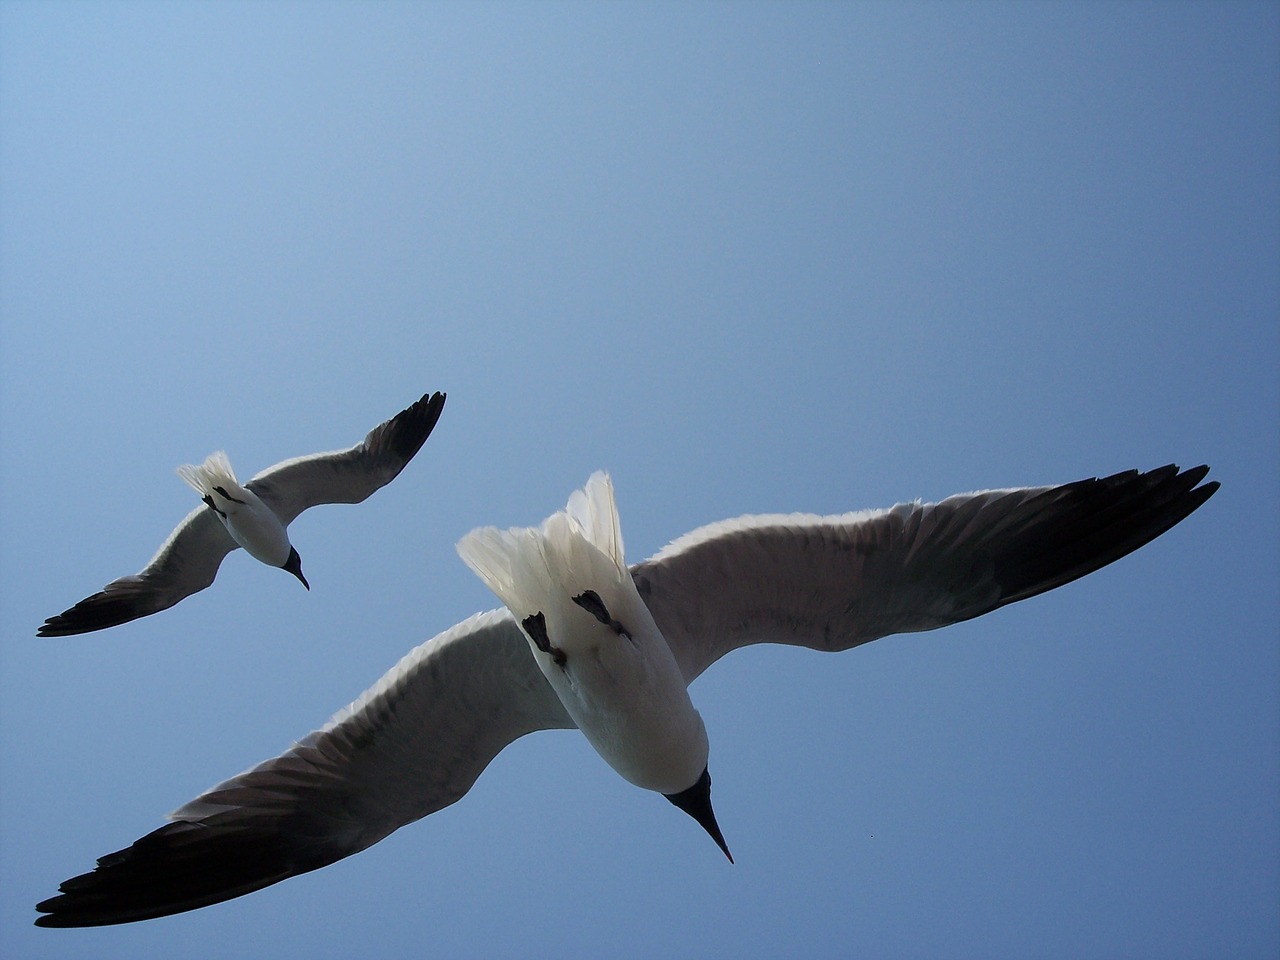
632,465,1219,683
247,391,446,526
37,392,445,636
37,506,238,637
35,610,571,926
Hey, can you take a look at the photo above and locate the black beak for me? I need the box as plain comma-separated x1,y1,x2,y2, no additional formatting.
665,767,733,863
283,547,309,591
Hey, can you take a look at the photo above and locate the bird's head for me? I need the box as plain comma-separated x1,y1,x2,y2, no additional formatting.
665,767,733,863
282,547,309,590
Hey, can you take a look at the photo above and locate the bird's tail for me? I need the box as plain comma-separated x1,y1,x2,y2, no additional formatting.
176,451,242,499
457,471,628,632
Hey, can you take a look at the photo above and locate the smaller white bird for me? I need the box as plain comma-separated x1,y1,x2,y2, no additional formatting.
38,391,446,637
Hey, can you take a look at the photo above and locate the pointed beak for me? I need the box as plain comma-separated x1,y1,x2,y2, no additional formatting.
665,767,733,863
284,547,310,591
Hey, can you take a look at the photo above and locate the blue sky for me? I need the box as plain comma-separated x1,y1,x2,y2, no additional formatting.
1,2,1276,957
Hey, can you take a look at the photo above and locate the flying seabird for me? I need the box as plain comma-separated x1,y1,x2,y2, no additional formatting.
34,463,1216,926
37,391,446,637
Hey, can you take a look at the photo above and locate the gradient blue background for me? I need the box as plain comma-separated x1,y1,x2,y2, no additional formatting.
2,3,1276,958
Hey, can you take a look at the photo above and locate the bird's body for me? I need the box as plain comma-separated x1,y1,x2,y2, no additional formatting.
37,391,446,636
458,474,727,853
34,463,1218,927
177,451,305,584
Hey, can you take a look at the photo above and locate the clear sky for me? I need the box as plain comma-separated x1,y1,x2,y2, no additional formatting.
1,2,1276,958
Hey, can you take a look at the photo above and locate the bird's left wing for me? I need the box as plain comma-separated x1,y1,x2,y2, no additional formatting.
632,464,1218,684
247,391,446,526
35,609,571,927
37,505,238,637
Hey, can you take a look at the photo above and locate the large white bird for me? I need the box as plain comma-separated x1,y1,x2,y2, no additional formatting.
34,464,1216,926
37,392,446,637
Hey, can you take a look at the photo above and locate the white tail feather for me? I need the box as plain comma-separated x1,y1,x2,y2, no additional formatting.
565,471,625,576
456,471,626,622
176,451,240,498
456,525,555,615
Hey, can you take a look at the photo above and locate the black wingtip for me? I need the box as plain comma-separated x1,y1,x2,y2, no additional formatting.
38,600,106,638
33,819,336,927
983,463,1221,612
36,585,148,638
380,391,446,465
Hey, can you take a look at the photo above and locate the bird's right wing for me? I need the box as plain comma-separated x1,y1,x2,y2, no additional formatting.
632,465,1218,684
38,505,238,637
35,609,572,926
247,391,446,525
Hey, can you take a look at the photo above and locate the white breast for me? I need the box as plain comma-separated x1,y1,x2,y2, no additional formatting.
212,486,292,567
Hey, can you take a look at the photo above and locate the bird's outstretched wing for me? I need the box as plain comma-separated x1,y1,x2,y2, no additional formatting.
37,507,237,637
35,610,571,926
247,391,446,525
632,464,1219,683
